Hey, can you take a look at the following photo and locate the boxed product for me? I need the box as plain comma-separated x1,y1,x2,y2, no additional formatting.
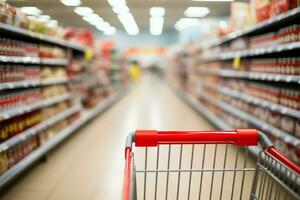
256,0,272,22
0,1,15,25
230,2,252,31
272,0,299,16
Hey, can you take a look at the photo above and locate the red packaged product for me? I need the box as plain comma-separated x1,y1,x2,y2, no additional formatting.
256,0,272,22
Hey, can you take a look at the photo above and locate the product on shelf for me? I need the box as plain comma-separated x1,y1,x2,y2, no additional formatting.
0,88,42,112
272,0,300,16
0,110,42,142
38,119,68,145
38,45,66,58
41,67,67,80
42,85,67,99
255,0,272,22
0,37,38,57
230,2,252,32
0,1,66,39
0,65,40,83
0,1,15,25
42,101,69,120
249,24,300,48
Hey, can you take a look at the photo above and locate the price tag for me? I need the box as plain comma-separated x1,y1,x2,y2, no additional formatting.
233,56,241,69
84,49,93,61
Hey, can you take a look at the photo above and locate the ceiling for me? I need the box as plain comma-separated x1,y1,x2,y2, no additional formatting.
8,0,232,32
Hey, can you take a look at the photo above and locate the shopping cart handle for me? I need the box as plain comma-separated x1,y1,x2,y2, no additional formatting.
134,129,259,147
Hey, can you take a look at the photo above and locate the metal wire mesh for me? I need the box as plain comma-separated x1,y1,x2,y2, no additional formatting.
250,151,300,200
133,144,256,200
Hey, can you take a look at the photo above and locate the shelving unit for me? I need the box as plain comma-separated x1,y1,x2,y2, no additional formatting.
169,5,300,170
200,7,300,50
0,22,85,53
0,11,129,191
0,89,125,190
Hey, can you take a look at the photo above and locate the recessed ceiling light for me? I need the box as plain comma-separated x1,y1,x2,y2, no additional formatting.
107,0,126,6
60,0,81,6
184,7,210,17
20,7,42,16
74,7,93,16
112,5,129,14
149,7,165,17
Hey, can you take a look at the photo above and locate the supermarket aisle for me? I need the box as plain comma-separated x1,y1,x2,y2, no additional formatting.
0,73,213,200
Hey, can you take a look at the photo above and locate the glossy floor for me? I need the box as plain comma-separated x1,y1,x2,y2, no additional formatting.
0,74,217,200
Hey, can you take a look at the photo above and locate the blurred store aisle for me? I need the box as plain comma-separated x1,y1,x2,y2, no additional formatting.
0,73,213,200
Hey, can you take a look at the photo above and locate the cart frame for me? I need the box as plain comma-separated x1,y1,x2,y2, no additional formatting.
123,129,300,200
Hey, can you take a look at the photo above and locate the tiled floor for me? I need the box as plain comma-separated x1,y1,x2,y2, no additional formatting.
0,73,214,200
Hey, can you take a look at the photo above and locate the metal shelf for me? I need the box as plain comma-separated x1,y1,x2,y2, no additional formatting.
200,7,300,50
208,84,300,120
0,56,68,65
0,22,85,53
199,93,300,147
199,41,300,62
41,78,69,86
198,69,300,84
222,42,300,59
0,80,41,91
176,89,231,130
0,78,69,91
0,89,125,190
175,89,259,156
0,94,71,122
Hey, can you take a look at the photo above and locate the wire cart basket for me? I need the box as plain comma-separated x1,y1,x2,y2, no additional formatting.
123,129,300,200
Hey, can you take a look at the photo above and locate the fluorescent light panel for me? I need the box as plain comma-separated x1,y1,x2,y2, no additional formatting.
108,0,126,6
118,13,139,35
150,7,165,17
150,16,164,35
74,7,93,16
83,14,103,23
104,27,117,35
185,7,209,17
20,7,42,16
112,5,129,14
60,0,81,6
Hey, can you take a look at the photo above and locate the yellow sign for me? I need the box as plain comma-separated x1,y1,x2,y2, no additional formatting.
233,56,241,69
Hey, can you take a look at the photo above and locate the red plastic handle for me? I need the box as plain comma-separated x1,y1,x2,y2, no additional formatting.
267,147,300,175
123,147,132,200
135,129,259,147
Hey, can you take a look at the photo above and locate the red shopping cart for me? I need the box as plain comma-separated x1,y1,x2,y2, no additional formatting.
123,129,300,200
